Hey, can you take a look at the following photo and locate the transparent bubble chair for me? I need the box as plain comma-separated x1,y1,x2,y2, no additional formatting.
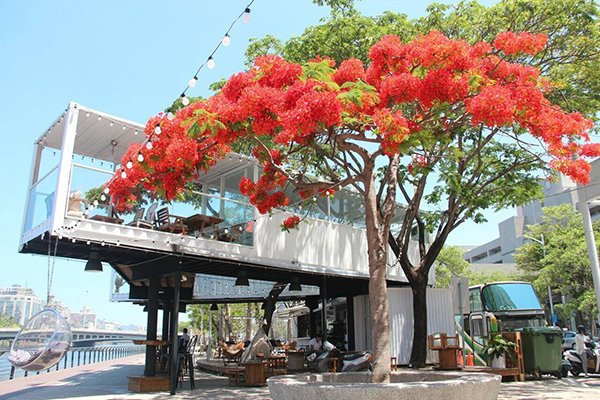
8,309,72,371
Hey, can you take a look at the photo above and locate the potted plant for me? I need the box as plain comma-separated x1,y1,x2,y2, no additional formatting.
483,334,517,369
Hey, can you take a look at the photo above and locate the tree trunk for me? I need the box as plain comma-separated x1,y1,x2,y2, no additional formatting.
410,278,428,367
224,303,233,340
245,303,253,341
364,168,392,383
262,283,286,336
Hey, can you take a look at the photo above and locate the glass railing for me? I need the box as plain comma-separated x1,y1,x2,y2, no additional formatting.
24,166,59,231
66,165,255,246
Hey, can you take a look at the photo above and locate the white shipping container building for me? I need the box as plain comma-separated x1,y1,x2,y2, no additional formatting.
354,288,456,365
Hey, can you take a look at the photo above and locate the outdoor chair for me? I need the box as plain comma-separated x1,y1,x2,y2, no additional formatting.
177,335,197,390
126,207,145,227
128,202,158,229
155,207,187,234
221,342,244,365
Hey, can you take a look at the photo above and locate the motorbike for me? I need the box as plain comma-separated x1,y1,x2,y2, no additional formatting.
308,350,372,373
564,341,600,376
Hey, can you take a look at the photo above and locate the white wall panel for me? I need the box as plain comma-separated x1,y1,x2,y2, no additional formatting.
354,288,455,365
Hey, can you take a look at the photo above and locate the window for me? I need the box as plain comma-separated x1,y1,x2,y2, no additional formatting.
481,283,542,311
469,288,483,312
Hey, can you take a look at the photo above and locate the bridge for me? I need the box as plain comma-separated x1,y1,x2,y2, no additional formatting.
0,328,146,348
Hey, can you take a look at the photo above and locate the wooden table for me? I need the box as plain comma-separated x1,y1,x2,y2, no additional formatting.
241,361,266,386
183,214,224,236
90,214,124,224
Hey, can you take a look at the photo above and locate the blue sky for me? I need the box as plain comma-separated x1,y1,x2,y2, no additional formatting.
0,0,504,327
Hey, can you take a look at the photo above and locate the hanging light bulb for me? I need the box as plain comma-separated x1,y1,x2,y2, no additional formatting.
189,76,198,88
121,170,127,179
154,124,162,134
207,56,215,69
167,111,175,120
181,94,190,106
98,116,101,121
134,130,138,135
100,194,106,201
137,152,144,162
122,125,126,130
93,200,99,207
146,141,153,150
86,112,90,117
222,34,231,46
243,8,251,23
126,160,133,169
104,187,110,195
110,122,114,127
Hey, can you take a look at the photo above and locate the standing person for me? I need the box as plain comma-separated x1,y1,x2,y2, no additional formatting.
309,333,323,351
575,325,589,377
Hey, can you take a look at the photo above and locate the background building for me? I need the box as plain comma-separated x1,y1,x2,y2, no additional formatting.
0,285,42,326
463,172,594,265
70,306,97,329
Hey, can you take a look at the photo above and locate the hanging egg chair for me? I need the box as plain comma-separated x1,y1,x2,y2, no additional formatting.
8,309,72,371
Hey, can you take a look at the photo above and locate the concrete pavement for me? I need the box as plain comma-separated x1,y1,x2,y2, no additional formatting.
1,354,600,399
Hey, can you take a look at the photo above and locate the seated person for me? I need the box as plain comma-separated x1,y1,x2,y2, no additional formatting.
309,333,323,351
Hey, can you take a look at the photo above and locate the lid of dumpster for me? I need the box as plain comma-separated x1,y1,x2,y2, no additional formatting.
521,327,563,336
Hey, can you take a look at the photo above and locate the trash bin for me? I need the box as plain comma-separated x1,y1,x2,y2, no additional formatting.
520,327,563,379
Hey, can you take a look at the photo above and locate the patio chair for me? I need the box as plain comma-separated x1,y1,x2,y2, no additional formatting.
128,203,158,229
155,207,187,234
221,342,244,365
177,335,197,390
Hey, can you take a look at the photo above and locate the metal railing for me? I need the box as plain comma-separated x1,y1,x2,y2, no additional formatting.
5,345,143,381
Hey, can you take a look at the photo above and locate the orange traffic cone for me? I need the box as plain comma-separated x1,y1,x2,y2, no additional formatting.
467,352,474,366
457,350,464,367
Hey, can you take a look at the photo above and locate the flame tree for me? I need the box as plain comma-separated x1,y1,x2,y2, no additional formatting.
109,31,598,381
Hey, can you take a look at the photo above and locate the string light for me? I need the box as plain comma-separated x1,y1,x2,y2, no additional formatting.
121,170,127,179
100,194,106,201
126,160,133,169
207,56,215,69
110,122,114,127
222,34,231,46
104,188,110,195
103,0,255,195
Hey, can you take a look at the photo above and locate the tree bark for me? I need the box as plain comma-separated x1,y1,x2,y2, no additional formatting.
224,303,233,340
262,283,286,336
364,165,392,383
245,303,253,341
410,278,428,368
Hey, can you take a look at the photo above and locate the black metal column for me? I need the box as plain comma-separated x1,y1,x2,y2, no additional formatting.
144,277,159,377
321,276,327,341
169,272,181,395
346,295,355,351
307,298,317,338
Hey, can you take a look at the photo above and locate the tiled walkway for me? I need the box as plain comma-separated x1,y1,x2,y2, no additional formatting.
1,354,600,399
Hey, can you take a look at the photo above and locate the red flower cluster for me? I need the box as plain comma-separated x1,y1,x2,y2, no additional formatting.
281,215,300,232
107,29,597,214
493,32,548,55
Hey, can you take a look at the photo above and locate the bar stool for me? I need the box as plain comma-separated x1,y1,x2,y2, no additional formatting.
177,335,197,390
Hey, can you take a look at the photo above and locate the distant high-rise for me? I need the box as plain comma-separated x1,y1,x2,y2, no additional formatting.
0,285,42,326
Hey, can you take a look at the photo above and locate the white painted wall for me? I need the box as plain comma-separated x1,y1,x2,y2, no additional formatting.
354,287,455,365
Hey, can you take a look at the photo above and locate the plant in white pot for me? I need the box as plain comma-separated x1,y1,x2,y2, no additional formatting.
483,334,517,369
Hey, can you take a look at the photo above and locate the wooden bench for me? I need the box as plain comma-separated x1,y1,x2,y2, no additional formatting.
226,367,245,386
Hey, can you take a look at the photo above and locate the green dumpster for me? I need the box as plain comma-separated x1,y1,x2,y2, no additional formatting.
520,327,563,378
